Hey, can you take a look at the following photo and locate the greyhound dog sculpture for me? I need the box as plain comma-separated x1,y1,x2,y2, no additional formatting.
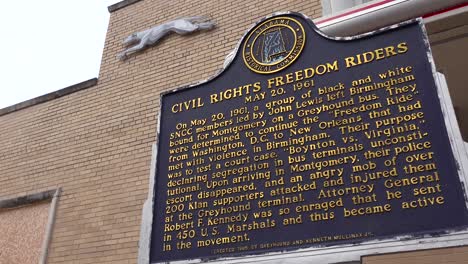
118,16,215,60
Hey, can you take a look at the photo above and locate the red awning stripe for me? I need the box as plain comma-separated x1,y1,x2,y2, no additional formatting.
423,2,468,18
316,0,468,25
316,0,397,24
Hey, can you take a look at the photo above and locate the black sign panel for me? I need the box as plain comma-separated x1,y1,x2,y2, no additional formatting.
150,13,468,263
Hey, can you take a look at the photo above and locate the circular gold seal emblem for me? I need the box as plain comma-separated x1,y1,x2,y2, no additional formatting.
243,17,306,74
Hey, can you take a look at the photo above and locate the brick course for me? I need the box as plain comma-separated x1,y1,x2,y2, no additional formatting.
363,246,468,264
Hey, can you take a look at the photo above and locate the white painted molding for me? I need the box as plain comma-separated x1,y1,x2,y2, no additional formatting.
40,188,62,264
138,143,158,264
315,0,467,36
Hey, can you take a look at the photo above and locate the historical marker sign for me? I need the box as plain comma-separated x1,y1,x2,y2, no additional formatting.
150,12,468,263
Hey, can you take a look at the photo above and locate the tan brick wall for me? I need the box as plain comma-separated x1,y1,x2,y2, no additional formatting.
363,246,468,264
0,1,321,263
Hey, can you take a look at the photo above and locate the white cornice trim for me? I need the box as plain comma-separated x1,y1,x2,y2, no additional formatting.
315,0,467,36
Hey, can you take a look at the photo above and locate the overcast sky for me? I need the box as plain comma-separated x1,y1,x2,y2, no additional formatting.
0,0,121,109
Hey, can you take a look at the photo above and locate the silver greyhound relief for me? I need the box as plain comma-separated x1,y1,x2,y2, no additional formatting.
118,16,216,60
